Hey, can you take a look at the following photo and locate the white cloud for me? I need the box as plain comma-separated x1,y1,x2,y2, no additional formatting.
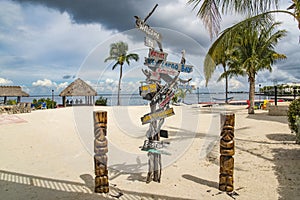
105,78,115,85
32,79,56,87
32,79,71,92
0,77,13,85
57,82,69,90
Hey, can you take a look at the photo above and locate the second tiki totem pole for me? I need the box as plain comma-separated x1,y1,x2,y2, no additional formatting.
219,113,235,192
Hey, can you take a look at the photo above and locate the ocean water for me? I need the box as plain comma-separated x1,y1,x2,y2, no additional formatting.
15,92,255,106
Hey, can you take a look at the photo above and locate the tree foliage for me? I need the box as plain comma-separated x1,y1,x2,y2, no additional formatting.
104,41,139,106
287,98,300,143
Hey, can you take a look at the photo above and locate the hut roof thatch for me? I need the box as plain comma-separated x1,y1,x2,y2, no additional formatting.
0,86,29,97
59,78,97,97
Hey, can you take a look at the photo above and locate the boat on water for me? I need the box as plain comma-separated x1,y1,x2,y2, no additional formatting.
212,97,234,102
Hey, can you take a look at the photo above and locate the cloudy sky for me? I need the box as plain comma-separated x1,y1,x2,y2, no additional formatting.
0,0,299,96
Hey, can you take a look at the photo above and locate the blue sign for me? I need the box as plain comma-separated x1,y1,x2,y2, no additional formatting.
144,58,193,73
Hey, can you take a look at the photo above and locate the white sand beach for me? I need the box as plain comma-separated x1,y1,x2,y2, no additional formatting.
0,105,299,200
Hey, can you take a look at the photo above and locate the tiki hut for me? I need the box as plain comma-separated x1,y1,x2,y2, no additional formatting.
59,78,97,107
0,86,29,104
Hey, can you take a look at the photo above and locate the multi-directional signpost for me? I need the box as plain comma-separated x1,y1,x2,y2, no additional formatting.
135,4,194,183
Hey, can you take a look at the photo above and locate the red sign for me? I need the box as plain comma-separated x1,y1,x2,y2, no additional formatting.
149,49,168,61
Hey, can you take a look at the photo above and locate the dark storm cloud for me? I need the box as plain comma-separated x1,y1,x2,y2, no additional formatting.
10,0,209,53
11,0,173,31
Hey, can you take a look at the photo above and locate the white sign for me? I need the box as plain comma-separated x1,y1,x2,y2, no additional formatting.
144,37,155,48
156,67,179,76
136,18,162,42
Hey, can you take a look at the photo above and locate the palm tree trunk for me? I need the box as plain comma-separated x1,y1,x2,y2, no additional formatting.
248,75,255,114
117,65,123,106
223,65,229,104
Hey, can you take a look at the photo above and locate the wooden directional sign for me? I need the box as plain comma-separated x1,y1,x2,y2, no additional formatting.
140,83,157,93
149,49,168,61
139,83,158,100
141,107,175,125
136,18,162,42
144,58,193,73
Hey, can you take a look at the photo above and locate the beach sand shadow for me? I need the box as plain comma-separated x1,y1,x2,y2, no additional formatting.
272,147,300,199
0,170,193,200
266,133,296,142
182,174,218,189
246,112,288,124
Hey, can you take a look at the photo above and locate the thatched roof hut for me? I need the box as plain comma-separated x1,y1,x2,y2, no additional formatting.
0,86,29,104
59,78,97,106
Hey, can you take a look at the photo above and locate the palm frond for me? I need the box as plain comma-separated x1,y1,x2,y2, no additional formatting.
188,0,221,38
187,0,280,38
125,53,139,65
104,56,118,62
112,62,120,70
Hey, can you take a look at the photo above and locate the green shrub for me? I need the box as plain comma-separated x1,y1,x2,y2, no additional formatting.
7,99,17,105
95,96,107,106
32,98,56,109
287,98,300,139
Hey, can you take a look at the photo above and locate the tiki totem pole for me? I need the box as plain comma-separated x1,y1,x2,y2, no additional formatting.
219,113,235,192
93,111,109,193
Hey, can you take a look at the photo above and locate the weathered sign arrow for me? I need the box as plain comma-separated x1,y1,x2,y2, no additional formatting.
144,58,193,73
141,107,175,125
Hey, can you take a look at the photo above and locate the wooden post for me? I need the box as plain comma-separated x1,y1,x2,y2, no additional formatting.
146,104,162,183
219,113,235,192
93,111,109,193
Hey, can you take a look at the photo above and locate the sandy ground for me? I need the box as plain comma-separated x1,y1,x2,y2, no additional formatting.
0,105,299,200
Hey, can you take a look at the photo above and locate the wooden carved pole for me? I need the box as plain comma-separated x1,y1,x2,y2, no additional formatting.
93,111,109,193
219,113,235,192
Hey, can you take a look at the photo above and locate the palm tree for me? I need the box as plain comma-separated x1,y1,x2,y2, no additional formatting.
175,88,192,103
104,41,139,106
204,33,236,103
226,20,286,114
